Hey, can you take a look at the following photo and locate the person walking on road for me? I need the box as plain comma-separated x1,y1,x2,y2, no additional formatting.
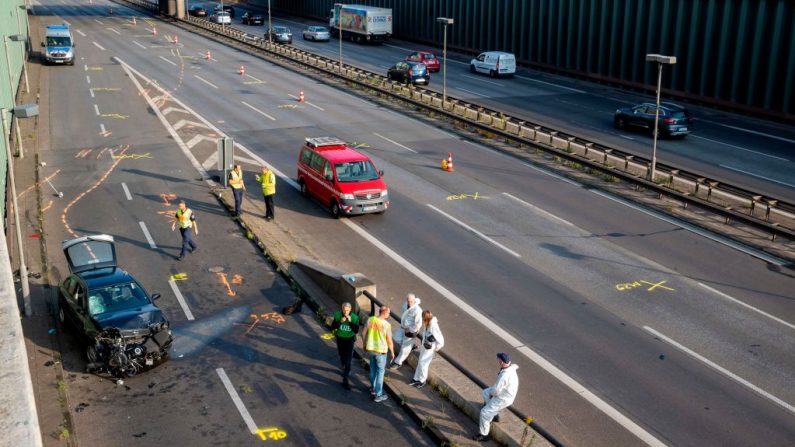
331,302,360,390
473,353,519,442
255,165,276,221
172,201,198,261
229,164,246,217
410,310,444,388
388,293,422,370
362,305,394,403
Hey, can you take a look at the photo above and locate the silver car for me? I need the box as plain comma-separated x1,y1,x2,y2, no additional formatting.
302,26,330,42
266,26,292,44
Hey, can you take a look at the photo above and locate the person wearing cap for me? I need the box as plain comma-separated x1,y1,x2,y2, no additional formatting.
473,353,519,442
331,302,360,390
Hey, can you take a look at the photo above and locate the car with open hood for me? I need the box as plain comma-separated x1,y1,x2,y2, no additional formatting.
57,235,173,378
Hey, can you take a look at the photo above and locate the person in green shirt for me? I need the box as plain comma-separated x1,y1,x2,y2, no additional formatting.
331,302,360,390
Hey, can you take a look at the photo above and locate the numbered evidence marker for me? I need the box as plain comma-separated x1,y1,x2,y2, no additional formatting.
255,427,287,441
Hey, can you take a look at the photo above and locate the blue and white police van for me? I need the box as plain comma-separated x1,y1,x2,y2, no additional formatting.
42,24,75,65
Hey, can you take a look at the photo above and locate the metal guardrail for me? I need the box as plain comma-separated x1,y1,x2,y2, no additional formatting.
116,0,795,248
362,290,563,447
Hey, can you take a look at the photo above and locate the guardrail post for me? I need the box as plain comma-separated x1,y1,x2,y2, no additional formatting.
603,148,612,166
707,181,719,201
751,195,762,216
766,200,777,222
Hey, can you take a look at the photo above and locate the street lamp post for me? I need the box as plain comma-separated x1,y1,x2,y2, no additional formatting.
3,33,28,158
436,17,454,108
645,53,676,182
267,0,272,44
335,3,343,74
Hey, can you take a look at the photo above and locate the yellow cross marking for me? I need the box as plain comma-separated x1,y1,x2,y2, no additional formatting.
640,280,674,292
278,104,297,109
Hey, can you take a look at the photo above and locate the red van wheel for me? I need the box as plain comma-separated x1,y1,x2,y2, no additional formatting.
330,201,341,219
299,179,308,197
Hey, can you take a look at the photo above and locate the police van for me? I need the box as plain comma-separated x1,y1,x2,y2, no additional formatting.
42,24,75,65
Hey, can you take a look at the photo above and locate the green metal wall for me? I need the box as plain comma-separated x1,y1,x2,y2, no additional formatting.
1,0,29,222
259,0,795,119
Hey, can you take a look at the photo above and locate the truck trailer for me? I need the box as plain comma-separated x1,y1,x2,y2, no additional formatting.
329,4,392,44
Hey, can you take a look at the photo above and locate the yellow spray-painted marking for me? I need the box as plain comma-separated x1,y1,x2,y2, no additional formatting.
277,104,297,109
255,427,287,441
157,210,176,223
615,280,674,293
217,272,242,296
92,87,120,92
320,333,335,340
102,113,130,120
447,192,481,200
112,152,151,159
348,141,370,149
86,66,103,71
170,273,188,281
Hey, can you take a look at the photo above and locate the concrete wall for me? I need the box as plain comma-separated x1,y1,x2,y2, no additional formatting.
1,0,29,222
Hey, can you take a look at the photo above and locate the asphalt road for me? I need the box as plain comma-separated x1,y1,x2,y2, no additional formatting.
200,2,795,203
31,1,795,446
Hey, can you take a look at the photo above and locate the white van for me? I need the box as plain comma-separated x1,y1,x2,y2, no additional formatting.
469,51,516,77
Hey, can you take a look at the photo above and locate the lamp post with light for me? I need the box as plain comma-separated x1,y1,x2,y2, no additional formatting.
645,53,676,182
436,17,453,108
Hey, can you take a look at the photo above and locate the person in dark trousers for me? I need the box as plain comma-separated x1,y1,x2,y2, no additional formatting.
229,164,245,217
255,165,276,221
172,201,198,260
331,302,360,390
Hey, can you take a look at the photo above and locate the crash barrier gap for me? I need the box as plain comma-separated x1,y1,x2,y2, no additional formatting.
115,0,795,246
0,231,43,446
288,258,560,447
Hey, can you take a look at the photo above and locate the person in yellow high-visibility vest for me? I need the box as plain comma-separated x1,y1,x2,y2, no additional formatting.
255,166,276,221
172,201,198,261
229,164,246,217
361,305,394,403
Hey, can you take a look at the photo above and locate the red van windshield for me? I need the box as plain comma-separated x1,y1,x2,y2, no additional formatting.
335,160,380,182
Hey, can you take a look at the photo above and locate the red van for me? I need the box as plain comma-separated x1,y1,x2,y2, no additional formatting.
297,137,389,218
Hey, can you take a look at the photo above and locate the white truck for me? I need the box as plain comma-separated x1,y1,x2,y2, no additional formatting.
329,4,392,44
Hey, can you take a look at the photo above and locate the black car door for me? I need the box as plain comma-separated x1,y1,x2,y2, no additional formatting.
74,281,98,341
60,276,81,330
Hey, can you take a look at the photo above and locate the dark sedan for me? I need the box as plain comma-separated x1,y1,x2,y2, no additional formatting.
241,12,264,25
189,6,207,17
266,25,292,44
387,61,430,85
614,102,693,137
58,235,172,378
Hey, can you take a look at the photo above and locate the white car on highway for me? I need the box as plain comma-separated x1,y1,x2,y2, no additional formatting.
211,11,231,25
302,26,330,42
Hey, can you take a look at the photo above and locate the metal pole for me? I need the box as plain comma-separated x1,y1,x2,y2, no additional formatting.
1,108,31,316
442,23,448,107
338,8,343,74
3,36,23,158
650,62,662,182
14,3,29,94
267,0,272,44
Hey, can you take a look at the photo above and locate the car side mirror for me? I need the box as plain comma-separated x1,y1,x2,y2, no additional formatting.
152,293,161,301
325,174,333,182
379,170,384,177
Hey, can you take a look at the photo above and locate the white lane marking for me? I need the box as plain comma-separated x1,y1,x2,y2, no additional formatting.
89,88,95,98
162,106,190,116
515,75,586,94
690,135,789,162
92,41,106,51
373,132,417,153
83,64,88,71
93,104,100,116
168,280,195,321
644,326,795,416
186,134,217,149
234,155,259,165
121,182,132,200
106,27,121,35
287,94,325,111
194,74,218,89
94,19,104,25
241,100,276,121
455,87,488,98
202,151,218,170
139,221,157,248
702,121,795,145
245,73,263,82
115,56,664,446
462,74,504,86
133,40,147,50
100,123,106,134
427,204,521,258
75,29,86,37
589,189,787,266
86,75,91,84
216,368,258,434
502,192,574,226
619,134,635,140
519,160,580,186
698,283,795,331
340,219,666,447
159,55,178,66
719,164,795,189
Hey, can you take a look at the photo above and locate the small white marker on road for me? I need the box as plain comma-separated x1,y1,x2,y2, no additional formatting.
86,75,91,84
89,88,95,98
100,123,107,134
121,182,132,201
132,40,147,50
139,221,157,249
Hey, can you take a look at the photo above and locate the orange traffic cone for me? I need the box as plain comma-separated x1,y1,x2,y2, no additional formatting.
298,90,305,102
173,35,179,45
239,65,246,76
205,50,212,60
443,152,454,172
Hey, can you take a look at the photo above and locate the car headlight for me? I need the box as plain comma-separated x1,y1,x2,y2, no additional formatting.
340,193,354,200
381,189,388,197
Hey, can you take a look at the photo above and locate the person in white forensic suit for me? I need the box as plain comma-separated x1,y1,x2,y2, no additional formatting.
388,293,422,370
409,310,444,388
473,352,519,442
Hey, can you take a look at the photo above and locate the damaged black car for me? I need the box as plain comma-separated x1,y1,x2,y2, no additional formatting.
57,235,173,379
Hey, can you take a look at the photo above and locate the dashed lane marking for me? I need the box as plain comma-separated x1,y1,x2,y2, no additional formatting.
719,164,795,189
169,279,195,320
93,104,100,116
194,74,218,89
75,29,86,37
121,182,132,200
373,132,417,153
697,283,795,331
186,134,218,149
139,221,157,248
216,368,259,434
427,204,521,258
502,192,574,226
690,135,789,161
92,41,106,51
462,74,504,86
286,94,324,111
159,55,177,66
241,101,276,121
514,75,586,94
86,75,91,84
455,87,488,98
106,27,121,35
132,40,147,49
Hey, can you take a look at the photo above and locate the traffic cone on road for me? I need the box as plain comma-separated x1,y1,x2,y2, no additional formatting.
239,65,246,76
205,50,212,60
298,90,305,102
173,35,179,45
441,152,454,172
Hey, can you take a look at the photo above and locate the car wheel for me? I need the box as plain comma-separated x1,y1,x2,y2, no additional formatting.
86,345,99,364
387,73,392,81
330,201,341,219
299,179,308,197
615,117,626,129
470,64,476,73
489,69,496,78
